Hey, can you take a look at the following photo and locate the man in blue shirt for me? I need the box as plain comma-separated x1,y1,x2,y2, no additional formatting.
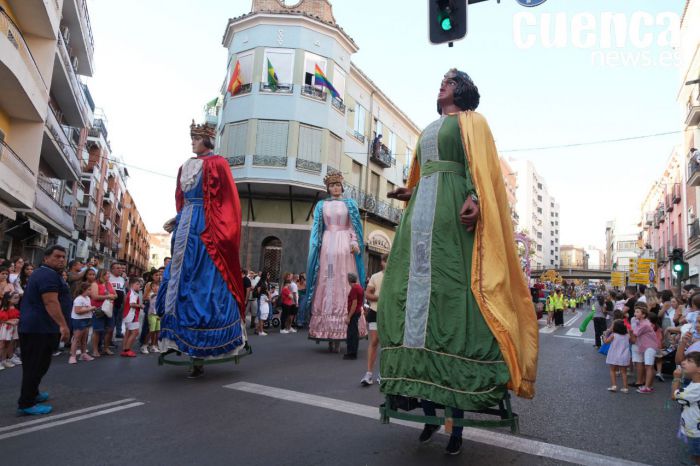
17,245,71,415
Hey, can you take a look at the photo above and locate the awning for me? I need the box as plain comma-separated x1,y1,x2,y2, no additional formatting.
28,218,48,236
0,200,16,220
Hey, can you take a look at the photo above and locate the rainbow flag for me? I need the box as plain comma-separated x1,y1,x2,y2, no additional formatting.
267,59,279,90
314,64,339,99
227,60,242,96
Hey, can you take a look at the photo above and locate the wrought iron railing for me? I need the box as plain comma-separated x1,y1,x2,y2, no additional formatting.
46,107,80,175
331,96,346,113
343,183,402,225
301,85,326,101
690,220,700,243
296,158,322,173
0,140,35,186
252,155,287,167
371,145,394,168
689,157,700,181
226,155,246,167
259,82,293,93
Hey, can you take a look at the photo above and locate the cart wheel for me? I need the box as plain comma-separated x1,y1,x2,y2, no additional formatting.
263,320,269,329
272,317,280,328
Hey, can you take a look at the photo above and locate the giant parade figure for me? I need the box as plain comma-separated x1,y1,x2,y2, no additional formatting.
378,69,539,455
303,172,365,353
156,121,248,378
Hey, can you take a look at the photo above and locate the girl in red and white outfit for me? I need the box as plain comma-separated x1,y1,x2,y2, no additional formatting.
0,291,21,368
121,278,143,357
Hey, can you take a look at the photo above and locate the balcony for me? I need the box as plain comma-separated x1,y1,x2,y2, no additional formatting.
689,155,700,187
6,0,61,39
35,176,74,235
644,212,654,226
686,99,700,127
300,85,327,101
689,220,700,251
331,96,346,114
666,194,674,212
655,206,666,225
370,143,394,169
60,0,95,76
0,140,35,208
0,8,49,121
259,82,293,94
672,183,682,204
43,107,80,180
102,191,114,205
54,33,93,127
343,183,402,226
656,247,667,264
295,158,322,173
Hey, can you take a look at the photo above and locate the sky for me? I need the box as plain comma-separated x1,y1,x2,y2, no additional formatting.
84,0,688,249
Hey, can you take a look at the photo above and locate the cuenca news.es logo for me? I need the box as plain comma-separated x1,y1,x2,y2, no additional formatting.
512,10,681,68
516,0,548,7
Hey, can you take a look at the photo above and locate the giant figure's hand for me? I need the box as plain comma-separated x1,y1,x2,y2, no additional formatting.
387,187,413,202
163,217,176,233
460,197,480,232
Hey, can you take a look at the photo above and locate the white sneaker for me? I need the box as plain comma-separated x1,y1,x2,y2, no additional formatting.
259,331,268,336
2,359,15,368
280,329,289,334
360,372,373,386
10,355,22,365
140,345,149,354
149,345,161,353
289,327,297,333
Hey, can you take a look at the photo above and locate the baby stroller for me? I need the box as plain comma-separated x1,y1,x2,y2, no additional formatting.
262,294,282,329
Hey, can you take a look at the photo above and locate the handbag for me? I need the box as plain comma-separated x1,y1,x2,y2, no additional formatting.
598,341,611,356
101,299,114,318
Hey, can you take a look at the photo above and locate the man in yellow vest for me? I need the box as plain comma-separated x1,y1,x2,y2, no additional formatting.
554,289,565,326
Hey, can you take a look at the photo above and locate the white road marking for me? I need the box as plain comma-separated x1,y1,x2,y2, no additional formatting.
539,326,557,334
553,335,596,344
564,314,581,327
224,382,648,466
566,328,584,337
0,398,138,433
0,400,143,441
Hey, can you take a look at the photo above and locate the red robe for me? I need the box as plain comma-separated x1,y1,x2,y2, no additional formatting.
175,155,245,316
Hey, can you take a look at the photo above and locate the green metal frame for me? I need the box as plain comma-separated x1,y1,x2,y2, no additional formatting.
379,394,519,434
157,344,252,368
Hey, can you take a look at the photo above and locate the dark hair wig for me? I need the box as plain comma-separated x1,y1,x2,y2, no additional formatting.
437,68,480,115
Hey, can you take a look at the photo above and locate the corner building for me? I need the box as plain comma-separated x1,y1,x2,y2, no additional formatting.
219,0,420,281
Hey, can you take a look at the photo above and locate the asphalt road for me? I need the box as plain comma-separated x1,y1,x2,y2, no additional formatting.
0,306,688,465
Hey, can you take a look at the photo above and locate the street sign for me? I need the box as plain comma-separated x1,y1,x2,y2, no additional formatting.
611,271,626,287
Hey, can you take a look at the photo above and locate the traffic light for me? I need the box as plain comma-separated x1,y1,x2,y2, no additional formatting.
671,248,689,280
429,0,467,45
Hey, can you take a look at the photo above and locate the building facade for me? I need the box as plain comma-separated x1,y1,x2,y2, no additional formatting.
605,217,639,274
0,0,95,262
511,159,560,270
499,157,519,230
148,232,171,270
118,189,149,276
560,245,586,269
681,0,700,285
640,147,685,288
217,0,420,281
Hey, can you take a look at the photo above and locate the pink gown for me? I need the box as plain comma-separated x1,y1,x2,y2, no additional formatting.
308,200,359,340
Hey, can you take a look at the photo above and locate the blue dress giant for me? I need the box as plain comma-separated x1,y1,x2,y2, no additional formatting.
156,156,247,358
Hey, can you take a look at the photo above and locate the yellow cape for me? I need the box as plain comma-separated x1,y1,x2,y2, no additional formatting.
406,111,539,399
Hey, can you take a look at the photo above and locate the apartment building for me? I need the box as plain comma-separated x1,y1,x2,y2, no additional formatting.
500,157,519,230
118,189,149,275
0,0,95,262
148,232,171,270
511,159,560,270
217,0,420,280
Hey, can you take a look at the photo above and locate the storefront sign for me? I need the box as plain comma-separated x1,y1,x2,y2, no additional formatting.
367,230,392,253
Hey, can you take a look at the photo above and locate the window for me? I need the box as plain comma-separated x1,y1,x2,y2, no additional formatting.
537,207,542,214
375,120,383,139
370,172,380,198
551,260,554,265
386,181,395,199
388,131,396,156
537,232,542,239
327,134,342,170
537,183,543,190
550,231,554,236
262,48,294,86
224,121,248,157
231,50,253,90
555,246,558,251
332,66,346,100
537,195,542,202
255,120,288,158
537,245,542,251
353,104,367,140
616,240,636,251
551,240,554,245
298,125,322,163
304,52,326,87
351,161,362,186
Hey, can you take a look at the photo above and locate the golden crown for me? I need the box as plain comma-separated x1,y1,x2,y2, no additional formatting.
323,171,344,187
190,119,216,139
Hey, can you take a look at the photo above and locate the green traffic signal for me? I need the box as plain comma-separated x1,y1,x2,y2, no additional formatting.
441,17,452,30
674,262,683,272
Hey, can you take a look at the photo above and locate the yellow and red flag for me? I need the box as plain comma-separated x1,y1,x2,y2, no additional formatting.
227,60,242,96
